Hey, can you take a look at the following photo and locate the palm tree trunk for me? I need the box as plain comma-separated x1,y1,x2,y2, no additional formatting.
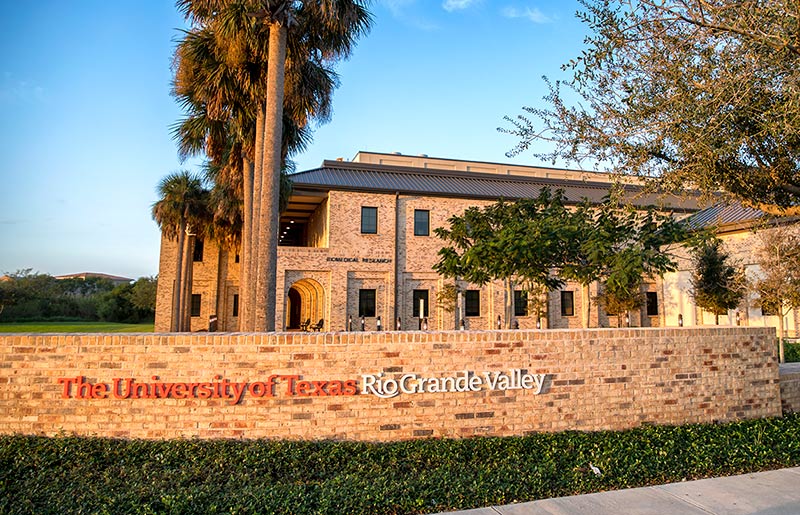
181,234,194,331
240,156,254,330
172,222,186,332
254,22,287,332
248,103,266,331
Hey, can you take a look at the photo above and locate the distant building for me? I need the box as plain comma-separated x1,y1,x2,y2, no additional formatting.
664,204,799,337
155,151,699,333
54,272,134,286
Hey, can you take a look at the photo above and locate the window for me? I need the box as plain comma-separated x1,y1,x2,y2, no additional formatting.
361,207,378,234
232,294,239,317
414,209,430,236
465,290,480,317
192,239,204,262
646,292,659,316
412,289,429,318
234,253,240,264
560,291,574,317
514,290,528,317
359,289,376,317
190,294,202,317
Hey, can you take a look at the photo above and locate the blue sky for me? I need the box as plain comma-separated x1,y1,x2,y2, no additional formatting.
0,0,587,279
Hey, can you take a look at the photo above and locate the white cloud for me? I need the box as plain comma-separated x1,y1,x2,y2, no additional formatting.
382,0,415,17
442,0,480,12
380,0,439,30
501,5,552,24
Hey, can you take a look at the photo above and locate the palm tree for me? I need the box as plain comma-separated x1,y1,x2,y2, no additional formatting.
151,171,209,331
176,0,371,331
175,1,372,331
172,23,312,329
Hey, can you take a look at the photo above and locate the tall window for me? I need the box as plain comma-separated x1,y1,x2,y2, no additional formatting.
560,291,574,317
414,209,430,236
465,290,480,317
412,289,429,317
646,292,659,316
192,239,204,262
514,290,528,317
232,294,239,317
190,294,202,317
359,289,376,317
361,206,378,234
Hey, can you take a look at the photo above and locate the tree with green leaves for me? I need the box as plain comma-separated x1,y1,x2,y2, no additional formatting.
435,187,686,329
689,237,745,325
130,276,159,315
176,0,372,331
753,226,800,363
503,0,800,217
435,188,574,327
563,190,686,327
151,171,210,332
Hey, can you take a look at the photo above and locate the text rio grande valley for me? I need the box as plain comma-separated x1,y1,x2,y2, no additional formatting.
57,370,549,404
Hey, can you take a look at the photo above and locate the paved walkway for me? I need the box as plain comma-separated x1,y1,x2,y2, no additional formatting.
435,467,800,515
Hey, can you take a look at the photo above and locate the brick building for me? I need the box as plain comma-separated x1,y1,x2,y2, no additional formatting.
663,203,800,337
155,151,701,333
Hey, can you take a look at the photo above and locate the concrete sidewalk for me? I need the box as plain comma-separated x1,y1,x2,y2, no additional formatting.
436,467,800,515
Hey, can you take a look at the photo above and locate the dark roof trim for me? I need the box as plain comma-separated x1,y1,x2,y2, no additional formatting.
352,151,612,177
289,161,699,212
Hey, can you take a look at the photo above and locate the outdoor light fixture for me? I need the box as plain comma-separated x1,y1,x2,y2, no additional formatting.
678,314,684,327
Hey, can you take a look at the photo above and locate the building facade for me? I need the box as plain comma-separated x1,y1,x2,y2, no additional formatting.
663,204,800,337
155,151,702,333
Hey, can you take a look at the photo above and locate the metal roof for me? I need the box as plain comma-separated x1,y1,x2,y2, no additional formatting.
683,203,769,231
684,203,797,232
288,161,699,211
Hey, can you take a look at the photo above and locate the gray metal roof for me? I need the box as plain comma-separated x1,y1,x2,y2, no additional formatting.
289,161,699,211
683,203,768,231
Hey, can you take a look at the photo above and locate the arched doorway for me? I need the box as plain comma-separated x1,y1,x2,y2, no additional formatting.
287,288,302,329
285,278,325,330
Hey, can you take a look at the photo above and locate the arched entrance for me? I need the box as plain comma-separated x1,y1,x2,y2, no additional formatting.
285,278,325,330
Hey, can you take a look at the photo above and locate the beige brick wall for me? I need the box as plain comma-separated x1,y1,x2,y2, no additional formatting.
155,190,687,334
780,364,800,413
0,327,782,440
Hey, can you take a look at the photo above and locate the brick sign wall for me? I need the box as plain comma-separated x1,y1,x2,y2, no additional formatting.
0,327,781,440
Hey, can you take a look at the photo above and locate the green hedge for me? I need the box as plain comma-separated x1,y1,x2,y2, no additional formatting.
1,414,799,515
785,340,800,363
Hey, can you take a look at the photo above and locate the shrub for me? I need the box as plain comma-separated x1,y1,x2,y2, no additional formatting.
1,414,798,514
785,340,800,363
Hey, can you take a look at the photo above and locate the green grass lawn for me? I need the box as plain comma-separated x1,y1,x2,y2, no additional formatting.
0,321,154,333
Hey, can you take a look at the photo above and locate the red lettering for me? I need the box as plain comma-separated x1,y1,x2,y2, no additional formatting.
57,377,77,399
326,380,343,396
295,380,313,396
311,380,329,396
249,381,269,397
196,383,213,399
284,375,301,395
173,383,188,398
343,379,359,395
92,383,109,399
76,377,93,399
